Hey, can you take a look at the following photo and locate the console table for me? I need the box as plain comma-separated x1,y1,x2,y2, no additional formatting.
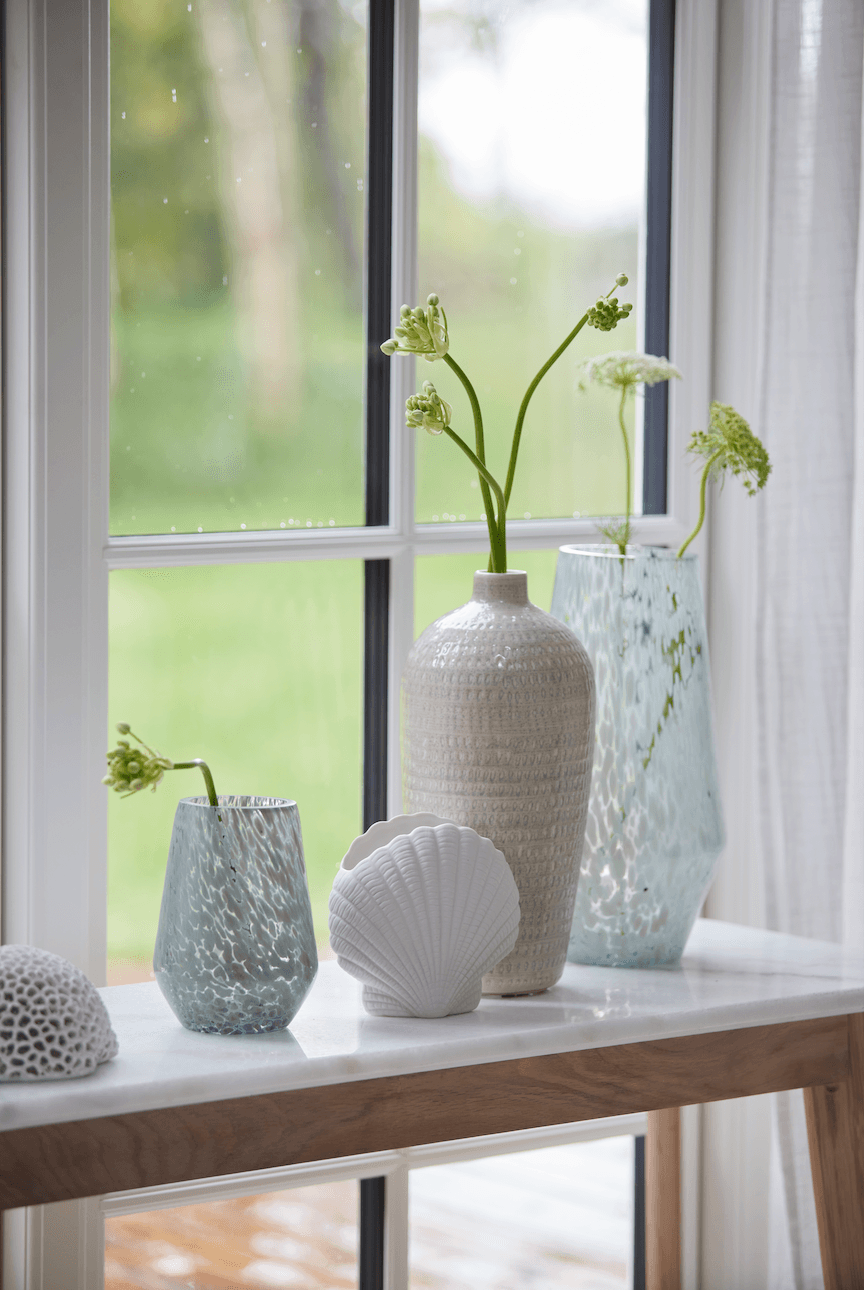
2,919,862,1289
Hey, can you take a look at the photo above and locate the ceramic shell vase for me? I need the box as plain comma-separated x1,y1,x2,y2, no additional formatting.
402,571,595,995
550,546,725,968
154,795,318,1034
329,817,521,1018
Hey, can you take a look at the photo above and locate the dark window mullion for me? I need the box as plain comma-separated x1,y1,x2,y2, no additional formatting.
633,1134,646,1290
361,2,395,1287
362,0,395,834
359,1175,387,1290
365,0,395,532
642,0,676,516
363,559,390,833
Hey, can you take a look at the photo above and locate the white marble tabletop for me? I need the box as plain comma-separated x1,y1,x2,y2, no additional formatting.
2,919,862,1134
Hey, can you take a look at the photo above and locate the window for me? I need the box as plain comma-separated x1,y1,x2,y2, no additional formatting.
3,0,716,1284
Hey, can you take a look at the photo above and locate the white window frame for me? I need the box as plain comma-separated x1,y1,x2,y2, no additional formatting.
1,0,717,1284
100,1114,649,1289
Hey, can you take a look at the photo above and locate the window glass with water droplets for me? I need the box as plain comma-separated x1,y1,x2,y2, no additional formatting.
110,0,367,536
415,0,648,527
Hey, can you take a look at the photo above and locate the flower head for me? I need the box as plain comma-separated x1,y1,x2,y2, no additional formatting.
103,727,172,797
688,402,771,495
586,295,633,332
597,517,632,550
406,381,452,435
578,351,682,394
381,293,449,362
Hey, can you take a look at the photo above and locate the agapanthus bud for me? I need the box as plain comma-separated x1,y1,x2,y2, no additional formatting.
380,294,449,360
116,722,131,734
615,272,628,286
103,728,173,797
405,381,452,435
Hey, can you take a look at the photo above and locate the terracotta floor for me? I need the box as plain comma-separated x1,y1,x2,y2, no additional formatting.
105,1185,358,1289
104,960,631,1289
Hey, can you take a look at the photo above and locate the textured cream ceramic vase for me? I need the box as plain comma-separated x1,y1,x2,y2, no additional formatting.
402,571,595,995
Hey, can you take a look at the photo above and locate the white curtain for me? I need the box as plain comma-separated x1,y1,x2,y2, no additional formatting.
756,0,864,1284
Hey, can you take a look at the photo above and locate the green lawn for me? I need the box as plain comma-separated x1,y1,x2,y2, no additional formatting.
108,561,363,958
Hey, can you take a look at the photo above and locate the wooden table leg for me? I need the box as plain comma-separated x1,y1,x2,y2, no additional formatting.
803,1012,864,1290
646,1107,681,1290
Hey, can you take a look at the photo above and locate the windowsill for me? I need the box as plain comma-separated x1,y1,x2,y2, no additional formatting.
2,919,862,1136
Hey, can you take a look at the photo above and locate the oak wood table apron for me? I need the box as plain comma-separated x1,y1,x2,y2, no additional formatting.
1,920,863,1290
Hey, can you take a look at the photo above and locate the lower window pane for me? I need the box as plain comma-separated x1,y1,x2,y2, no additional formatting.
107,560,362,979
409,1138,634,1288
105,1181,359,1288
415,549,559,639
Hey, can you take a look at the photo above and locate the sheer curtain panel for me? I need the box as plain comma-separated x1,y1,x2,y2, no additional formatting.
756,1,864,1284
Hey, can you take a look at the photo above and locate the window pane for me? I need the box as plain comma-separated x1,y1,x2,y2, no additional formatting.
105,1181,358,1288
415,550,559,639
416,0,647,525
409,1138,634,1288
110,1,367,536
107,560,362,976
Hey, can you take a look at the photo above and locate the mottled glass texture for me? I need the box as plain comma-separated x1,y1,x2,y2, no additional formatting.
154,796,317,1033
551,547,725,967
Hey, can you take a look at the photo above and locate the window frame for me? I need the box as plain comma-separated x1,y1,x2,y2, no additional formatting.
1,0,717,1284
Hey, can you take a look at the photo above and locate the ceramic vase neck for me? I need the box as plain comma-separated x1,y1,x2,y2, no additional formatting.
472,570,528,606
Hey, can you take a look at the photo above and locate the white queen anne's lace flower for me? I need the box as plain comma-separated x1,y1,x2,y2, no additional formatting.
578,351,682,392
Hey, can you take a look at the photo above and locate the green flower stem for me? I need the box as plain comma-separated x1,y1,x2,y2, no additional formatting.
443,353,497,562
618,384,632,551
441,425,508,572
172,760,219,808
677,448,723,557
503,312,590,512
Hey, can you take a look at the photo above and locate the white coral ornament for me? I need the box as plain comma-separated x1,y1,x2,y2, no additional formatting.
0,945,118,1081
329,821,520,1018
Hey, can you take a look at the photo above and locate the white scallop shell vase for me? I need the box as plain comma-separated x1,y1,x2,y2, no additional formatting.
329,817,520,1018
401,571,596,996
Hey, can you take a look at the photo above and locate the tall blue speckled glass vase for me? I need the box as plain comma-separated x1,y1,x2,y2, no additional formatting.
154,796,317,1034
550,547,725,968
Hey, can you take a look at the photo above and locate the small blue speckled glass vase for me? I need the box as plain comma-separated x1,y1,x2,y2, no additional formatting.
154,796,318,1034
550,546,725,968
